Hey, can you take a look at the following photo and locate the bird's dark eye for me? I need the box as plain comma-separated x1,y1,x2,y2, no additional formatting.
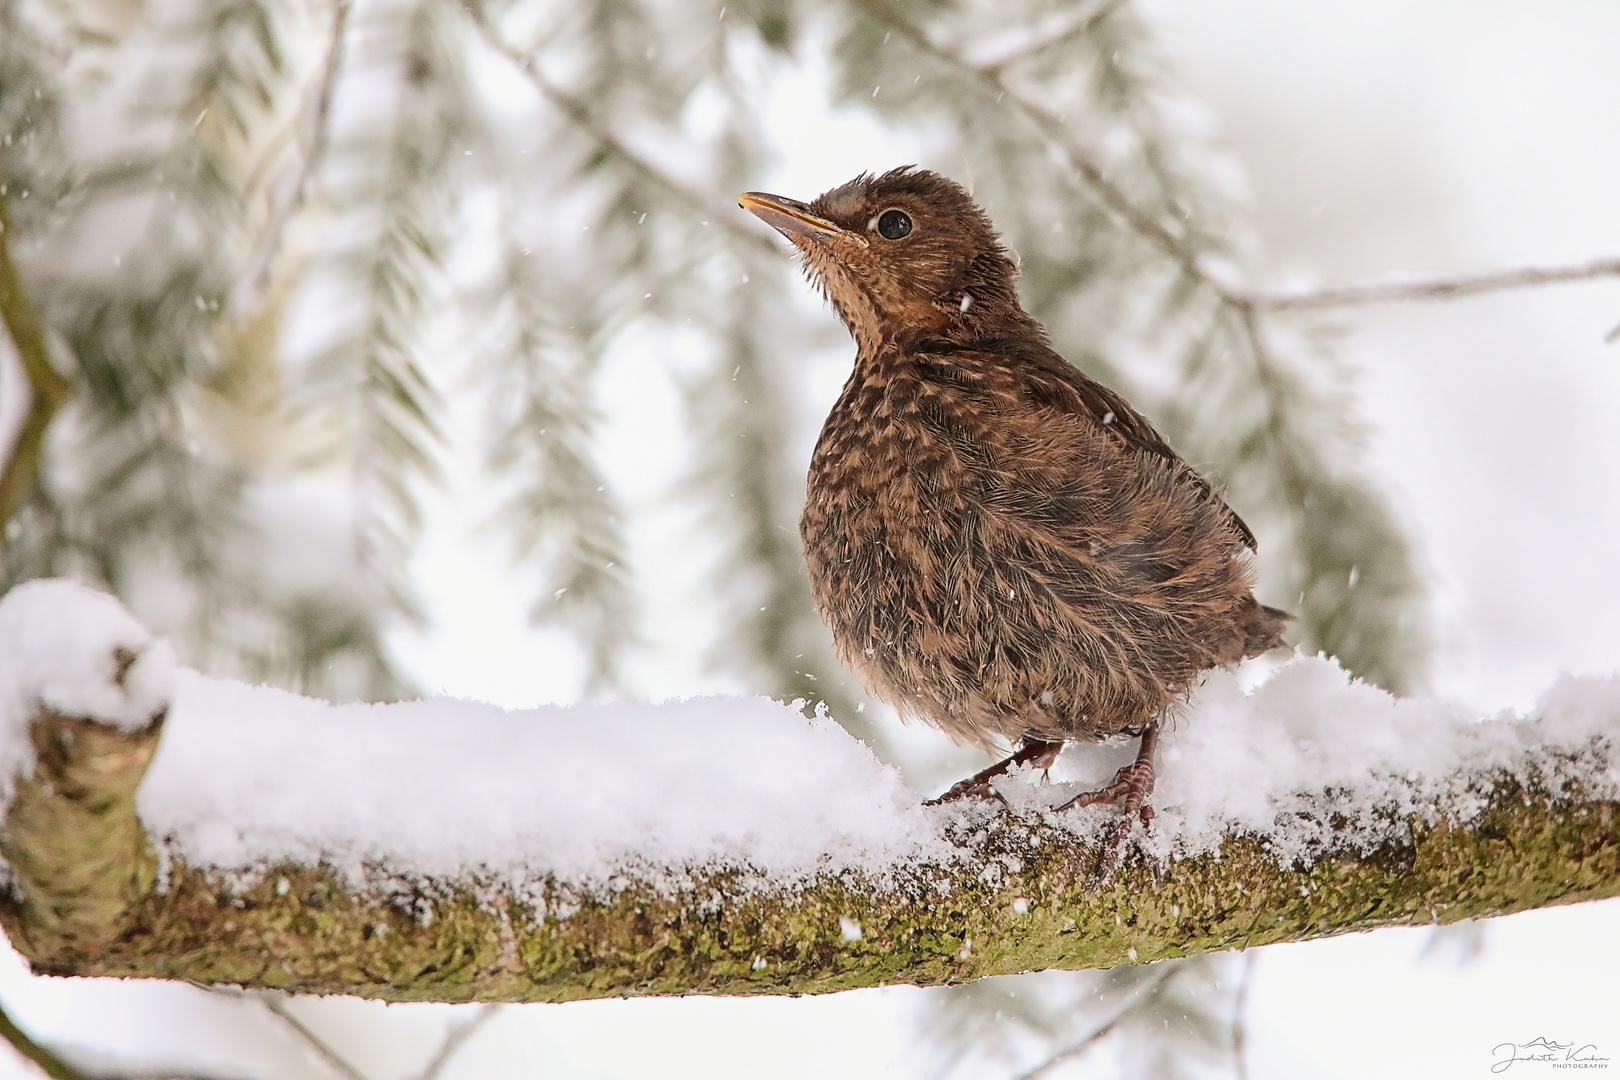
876,209,912,240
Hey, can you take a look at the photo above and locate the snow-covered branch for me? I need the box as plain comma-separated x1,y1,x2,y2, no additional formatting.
1,579,1617,1003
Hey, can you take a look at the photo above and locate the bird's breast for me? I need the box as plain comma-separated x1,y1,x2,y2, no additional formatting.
800,362,1011,655
804,367,973,552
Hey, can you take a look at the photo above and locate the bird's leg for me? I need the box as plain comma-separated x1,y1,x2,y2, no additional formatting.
925,737,1065,805
1055,721,1160,880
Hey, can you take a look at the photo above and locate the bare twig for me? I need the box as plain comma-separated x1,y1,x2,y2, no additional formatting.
1,996,256,1080
1011,964,1186,1080
1256,257,1620,311
974,0,1132,75
417,1005,503,1080
465,5,777,257
0,188,74,537
256,995,372,1080
1232,950,1258,1080
0,999,92,1080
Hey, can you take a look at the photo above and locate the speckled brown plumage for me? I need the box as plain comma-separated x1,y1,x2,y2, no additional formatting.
740,168,1289,834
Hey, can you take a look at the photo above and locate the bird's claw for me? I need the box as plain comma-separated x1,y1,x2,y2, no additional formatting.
924,738,1064,807
1051,724,1160,882
924,775,996,805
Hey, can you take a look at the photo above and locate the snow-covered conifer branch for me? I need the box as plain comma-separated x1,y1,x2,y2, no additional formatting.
1,580,1617,1004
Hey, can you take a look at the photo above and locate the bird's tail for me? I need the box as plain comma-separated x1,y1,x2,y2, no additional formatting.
1240,601,1294,659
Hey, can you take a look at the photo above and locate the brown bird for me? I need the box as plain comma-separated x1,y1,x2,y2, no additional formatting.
739,167,1290,877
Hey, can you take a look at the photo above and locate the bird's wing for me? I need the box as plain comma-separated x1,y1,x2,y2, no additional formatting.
915,338,1259,551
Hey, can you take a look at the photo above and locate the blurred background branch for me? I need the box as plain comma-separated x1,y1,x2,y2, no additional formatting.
0,190,73,532
1254,256,1620,312
0,998,254,1080
255,996,369,1080
0,1000,92,1080
1010,963,1186,1080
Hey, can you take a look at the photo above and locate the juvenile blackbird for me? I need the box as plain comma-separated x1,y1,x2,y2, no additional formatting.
740,167,1290,876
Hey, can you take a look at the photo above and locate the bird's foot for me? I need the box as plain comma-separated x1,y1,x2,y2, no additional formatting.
924,738,1064,806
1054,722,1160,881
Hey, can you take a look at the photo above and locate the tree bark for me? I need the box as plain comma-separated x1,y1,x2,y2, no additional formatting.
2,697,1616,1004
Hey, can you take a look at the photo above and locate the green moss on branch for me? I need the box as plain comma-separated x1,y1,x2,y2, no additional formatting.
2,706,1616,1002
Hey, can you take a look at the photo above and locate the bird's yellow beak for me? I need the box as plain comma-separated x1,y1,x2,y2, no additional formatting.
738,191,867,247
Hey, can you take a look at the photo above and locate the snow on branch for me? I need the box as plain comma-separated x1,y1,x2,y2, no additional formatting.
1,579,1618,1003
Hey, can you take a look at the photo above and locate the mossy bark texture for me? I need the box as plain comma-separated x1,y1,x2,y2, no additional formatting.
2,705,1617,1003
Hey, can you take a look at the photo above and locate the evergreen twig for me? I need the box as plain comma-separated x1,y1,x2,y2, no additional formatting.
235,0,355,311
479,223,636,695
466,4,776,257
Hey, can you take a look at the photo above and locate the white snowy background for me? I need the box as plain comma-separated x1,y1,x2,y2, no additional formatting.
4,0,1620,1077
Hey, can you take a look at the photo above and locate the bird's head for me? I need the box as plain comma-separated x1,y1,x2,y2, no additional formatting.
739,167,1031,353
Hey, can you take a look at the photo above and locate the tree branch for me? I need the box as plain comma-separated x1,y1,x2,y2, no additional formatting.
0,999,93,1080
417,1005,501,1080
1,670,1616,1003
255,994,371,1080
0,190,74,537
1,996,257,1079
1013,963,1184,1080
971,0,1132,76
464,4,777,258
850,1,1620,329
1232,948,1257,1080
848,0,1221,293
1255,257,1620,312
